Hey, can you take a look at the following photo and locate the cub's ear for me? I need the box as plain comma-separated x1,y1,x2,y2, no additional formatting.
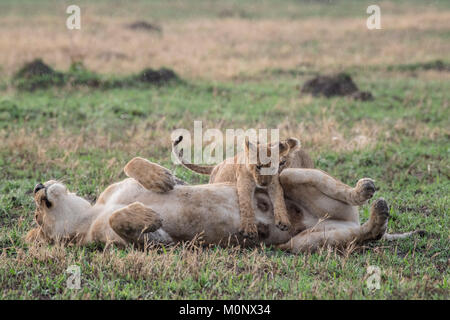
278,141,290,156
244,136,259,165
244,136,257,154
286,137,301,151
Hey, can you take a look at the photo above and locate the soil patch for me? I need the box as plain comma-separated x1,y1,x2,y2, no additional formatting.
126,21,162,33
12,59,180,91
13,59,64,90
134,68,178,84
301,73,373,101
389,60,450,72
14,59,60,79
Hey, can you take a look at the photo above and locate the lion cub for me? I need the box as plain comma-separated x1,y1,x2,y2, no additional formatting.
173,136,300,239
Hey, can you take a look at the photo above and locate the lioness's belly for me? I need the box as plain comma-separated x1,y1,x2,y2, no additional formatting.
95,179,292,245
141,184,243,243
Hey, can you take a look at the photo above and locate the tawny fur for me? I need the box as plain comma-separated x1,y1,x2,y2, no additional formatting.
173,136,301,239
124,157,175,192
26,157,422,252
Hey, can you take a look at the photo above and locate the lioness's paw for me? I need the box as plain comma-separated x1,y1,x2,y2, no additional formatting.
367,198,389,239
353,178,376,204
110,202,163,243
124,157,175,193
372,197,389,217
127,202,163,233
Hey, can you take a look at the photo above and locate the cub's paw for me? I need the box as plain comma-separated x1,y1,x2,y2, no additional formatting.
275,217,291,232
353,178,376,204
257,222,270,240
239,223,259,241
124,157,175,193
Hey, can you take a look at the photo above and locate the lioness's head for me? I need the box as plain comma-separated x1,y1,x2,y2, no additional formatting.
244,137,300,188
30,181,92,242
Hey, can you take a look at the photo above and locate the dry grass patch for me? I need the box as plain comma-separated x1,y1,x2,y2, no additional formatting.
1,10,449,80
1,114,446,173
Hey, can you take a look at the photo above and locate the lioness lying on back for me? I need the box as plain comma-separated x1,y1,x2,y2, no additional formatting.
173,136,300,239
27,157,423,252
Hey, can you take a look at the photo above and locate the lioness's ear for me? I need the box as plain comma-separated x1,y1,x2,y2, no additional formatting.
286,137,301,151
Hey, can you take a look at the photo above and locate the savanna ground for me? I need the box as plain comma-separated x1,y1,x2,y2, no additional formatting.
0,0,449,299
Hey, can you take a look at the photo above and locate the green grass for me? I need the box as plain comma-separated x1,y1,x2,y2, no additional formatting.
0,65,448,299
0,0,449,300
1,0,450,19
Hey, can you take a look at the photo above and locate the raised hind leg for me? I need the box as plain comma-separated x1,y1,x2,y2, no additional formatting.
280,168,376,206
277,198,390,253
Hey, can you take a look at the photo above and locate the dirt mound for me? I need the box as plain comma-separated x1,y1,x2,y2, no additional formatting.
12,60,179,90
127,21,162,33
301,73,373,101
134,68,178,84
13,59,65,90
350,90,373,101
421,60,448,71
391,60,450,72
14,59,60,79
301,73,356,97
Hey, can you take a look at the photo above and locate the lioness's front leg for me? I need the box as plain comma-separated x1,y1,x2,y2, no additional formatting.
124,157,176,192
278,198,390,253
267,176,291,232
280,168,375,206
109,202,163,245
236,173,258,240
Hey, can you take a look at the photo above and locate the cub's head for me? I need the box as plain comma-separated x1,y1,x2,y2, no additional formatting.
278,137,301,172
27,181,91,243
244,137,300,188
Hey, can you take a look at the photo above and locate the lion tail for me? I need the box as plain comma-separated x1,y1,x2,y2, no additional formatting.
172,136,215,175
382,230,426,241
